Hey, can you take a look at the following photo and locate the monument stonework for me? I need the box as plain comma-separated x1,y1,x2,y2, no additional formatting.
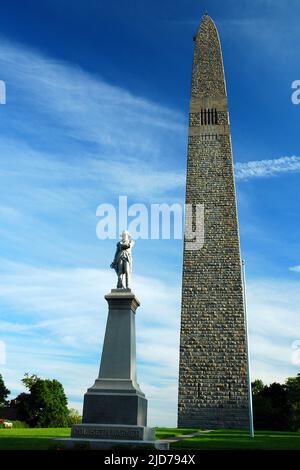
57,235,168,449
178,15,249,429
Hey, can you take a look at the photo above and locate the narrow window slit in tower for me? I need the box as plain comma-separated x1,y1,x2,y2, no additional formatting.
201,109,203,125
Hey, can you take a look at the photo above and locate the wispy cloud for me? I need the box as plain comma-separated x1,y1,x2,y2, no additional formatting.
219,9,299,62
0,37,187,230
235,156,300,180
0,39,186,275
289,265,300,273
247,277,300,384
0,137,185,206
0,37,187,290
0,37,185,154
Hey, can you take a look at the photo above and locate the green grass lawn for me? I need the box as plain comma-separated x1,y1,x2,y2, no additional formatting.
168,429,300,450
0,428,71,450
0,427,300,450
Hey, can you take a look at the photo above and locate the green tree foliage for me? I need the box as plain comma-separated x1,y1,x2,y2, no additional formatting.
252,374,300,431
17,374,69,427
22,373,39,390
285,373,300,431
252,379,264,396
67,408,82,426
0,374,10,405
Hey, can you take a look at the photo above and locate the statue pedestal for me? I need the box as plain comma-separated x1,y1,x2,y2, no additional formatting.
81,289,147,427
58,289,168,450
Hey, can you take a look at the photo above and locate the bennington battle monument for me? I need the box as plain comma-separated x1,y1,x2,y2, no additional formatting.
178,15,250,429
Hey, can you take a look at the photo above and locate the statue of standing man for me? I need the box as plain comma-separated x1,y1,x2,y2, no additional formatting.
110,230,135,289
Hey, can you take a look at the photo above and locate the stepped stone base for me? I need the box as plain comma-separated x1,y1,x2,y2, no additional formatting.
71,423,154,441
57,424,169,451
56,437,169,450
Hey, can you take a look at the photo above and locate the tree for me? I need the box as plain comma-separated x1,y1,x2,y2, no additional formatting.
0,374,10,405
22,373,39,390
67,408,82,426
254,382,290,430
17,374,69,427
252,378,298,431
252,379,264,396
285,373,300,431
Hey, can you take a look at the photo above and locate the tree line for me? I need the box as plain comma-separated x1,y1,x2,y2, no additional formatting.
252,374,300,431
1,372,300,429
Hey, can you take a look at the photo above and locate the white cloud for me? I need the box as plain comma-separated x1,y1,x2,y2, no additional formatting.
0,137,185,203
247,278,300,383
0,37,185,154
289,265,300,272
235,156,300,180
247,278,300,338
219,10,299,63
0,37,186,242
0,38,186,285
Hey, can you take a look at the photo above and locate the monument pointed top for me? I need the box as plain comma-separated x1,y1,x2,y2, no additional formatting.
191,14,226,98
195,14,218,40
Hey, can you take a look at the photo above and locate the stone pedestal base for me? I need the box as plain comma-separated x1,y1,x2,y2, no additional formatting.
61,424,169,451
63,424,169,451
82,393,147,426
56,437,169,450
65,290,162,450
71,423,154,440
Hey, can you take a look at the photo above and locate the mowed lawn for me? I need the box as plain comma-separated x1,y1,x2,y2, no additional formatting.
0,428,300,450
165,429,300,450
0,428,71,450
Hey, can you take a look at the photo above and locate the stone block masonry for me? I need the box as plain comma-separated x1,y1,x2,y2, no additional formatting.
177,15,249,429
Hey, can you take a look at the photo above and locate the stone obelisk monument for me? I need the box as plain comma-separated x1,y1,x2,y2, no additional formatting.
178,15,249,429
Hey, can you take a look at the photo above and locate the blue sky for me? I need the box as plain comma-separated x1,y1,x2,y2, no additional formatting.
0,0,299,426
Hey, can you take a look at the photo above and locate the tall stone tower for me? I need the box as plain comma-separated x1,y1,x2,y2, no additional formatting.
178,15,249,429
